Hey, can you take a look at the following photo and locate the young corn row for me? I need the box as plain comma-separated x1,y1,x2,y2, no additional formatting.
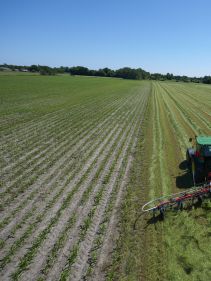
0,95,124,202
14,92,145,280
0,94,120,174
0,94,131,228
0,98,134,254
51,89,149,281
84,92,147,281
0,94,137,260
0,84,150,280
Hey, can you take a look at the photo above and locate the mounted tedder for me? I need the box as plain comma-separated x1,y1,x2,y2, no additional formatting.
142,136,211,219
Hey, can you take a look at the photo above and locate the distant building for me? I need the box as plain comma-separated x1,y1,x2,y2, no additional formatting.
21,69,29,72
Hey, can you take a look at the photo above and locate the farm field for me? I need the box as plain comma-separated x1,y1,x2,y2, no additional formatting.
0,74,150,281
1,74,211,281
110,81,211,281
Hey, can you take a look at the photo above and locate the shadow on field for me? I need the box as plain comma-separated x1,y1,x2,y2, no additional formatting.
133,213,164,231
145,214,164,226
176,160,193,189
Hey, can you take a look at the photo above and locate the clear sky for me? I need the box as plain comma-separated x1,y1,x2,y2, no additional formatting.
1,0,211,76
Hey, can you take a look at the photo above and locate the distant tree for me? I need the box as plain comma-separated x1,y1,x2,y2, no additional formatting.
151,73,164,80
102,68,115,77
40,66,56,75
69,66,90,76
63,67,70,73
190,77,200,83
202,76,211,84
2,62,209,84
115,67,138,80
95,69,106,77
88,69,97,76
138,68,150,80
166,73,174,80
181,76,189,82
29,65,39,72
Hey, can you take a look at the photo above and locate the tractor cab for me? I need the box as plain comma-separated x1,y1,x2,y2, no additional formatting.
187,136,211,184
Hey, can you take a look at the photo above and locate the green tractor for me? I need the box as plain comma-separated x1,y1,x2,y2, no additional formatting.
187,136,211,185
141,136,211,218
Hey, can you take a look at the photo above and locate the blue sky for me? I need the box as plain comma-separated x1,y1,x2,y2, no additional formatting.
1,0,211,76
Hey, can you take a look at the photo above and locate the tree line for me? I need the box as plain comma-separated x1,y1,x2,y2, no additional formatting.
1,63,211,84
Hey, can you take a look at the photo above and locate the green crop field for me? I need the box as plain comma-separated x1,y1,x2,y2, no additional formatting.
1,73,211,281
0,73,150,281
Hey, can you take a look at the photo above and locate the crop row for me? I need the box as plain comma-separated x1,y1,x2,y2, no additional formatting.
0,84,150,280
0,94,124,201
12,91,146,278
0,92,133,213
0,94,136,249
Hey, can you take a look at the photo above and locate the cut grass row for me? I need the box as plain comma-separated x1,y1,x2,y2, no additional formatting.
108,81,211,281
158,82,211,280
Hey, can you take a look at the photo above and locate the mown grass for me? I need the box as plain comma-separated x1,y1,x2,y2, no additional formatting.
108,81,211,281
159,82,211,281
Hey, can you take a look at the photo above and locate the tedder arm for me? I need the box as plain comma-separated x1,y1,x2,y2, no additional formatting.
142,182,211,219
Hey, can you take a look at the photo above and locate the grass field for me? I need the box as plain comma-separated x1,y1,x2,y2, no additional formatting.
1,74,211,281
110,81,211,281
0,74,150,280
